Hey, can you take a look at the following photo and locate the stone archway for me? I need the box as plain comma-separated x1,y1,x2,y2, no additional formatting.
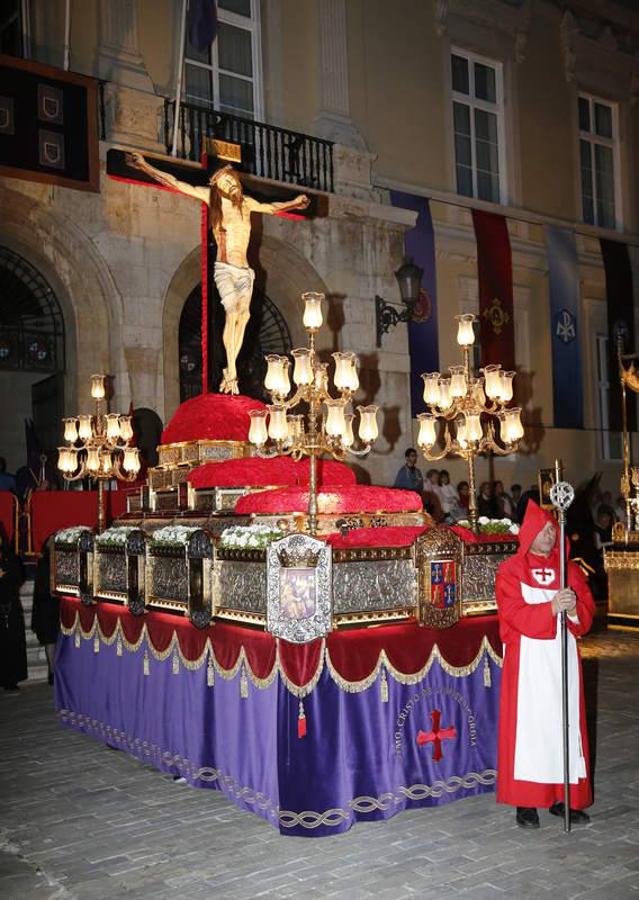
162,236,330,420
0,184,122,413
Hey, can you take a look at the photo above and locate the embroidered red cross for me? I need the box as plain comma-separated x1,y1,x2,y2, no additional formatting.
532,567,555,585
416,710,457,761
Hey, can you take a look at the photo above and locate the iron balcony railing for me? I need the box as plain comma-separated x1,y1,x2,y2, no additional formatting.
164,100,334,194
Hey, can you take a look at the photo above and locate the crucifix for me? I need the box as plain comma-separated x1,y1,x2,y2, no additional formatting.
109,149,312,395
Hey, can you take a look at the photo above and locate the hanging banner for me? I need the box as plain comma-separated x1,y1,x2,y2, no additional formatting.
390,192,439,418
545,226,584,429
601,239,636,432
471,210,515,371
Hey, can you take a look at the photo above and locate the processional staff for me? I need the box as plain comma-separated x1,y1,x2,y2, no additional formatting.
549,464,575,834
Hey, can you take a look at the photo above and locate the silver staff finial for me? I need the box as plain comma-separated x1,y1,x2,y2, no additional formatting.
550,480,574,513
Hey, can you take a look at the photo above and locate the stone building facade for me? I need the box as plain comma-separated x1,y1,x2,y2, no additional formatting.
1,0,638,493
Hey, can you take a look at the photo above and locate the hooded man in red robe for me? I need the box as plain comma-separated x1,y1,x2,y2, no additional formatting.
495,500,595,829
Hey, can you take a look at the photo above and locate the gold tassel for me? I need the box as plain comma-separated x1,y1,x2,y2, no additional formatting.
240,666,248,698
483,655,491,688
116,636,123,657
143,650,150,676
380,667,389,704
74,630,80,649
93,635,100,654
297,700,307,738
207,657,215,687
172,651,180,675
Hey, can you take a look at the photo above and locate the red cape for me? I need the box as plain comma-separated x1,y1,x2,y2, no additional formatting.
495,501,595,809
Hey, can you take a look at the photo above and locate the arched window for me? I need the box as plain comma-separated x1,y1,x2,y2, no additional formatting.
0,246,65,373
179,285,291,401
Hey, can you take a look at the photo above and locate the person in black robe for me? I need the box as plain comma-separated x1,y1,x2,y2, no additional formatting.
31,537,58,685
0,527,27,691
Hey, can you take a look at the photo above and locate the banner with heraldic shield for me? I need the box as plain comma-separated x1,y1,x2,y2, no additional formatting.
416,527,463,628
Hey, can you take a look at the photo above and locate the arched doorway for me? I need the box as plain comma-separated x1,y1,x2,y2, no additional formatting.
178,285,292,401
0,246,65,474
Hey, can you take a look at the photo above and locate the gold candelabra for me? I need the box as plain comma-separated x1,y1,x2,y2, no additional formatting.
417,314,523,533
57,374,141,533
248,292,379,535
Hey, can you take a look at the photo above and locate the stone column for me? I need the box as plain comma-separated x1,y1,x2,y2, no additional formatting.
314,0,366,150
98,0,154,92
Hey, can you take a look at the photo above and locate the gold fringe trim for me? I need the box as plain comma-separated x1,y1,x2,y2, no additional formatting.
61,610,502,697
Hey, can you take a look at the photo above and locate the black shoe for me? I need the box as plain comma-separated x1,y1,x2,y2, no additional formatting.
516,807,540,829
47,671,54,686
549,802,590,824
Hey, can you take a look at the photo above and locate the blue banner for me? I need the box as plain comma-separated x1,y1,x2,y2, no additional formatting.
390,192,439,417
545,226,584,429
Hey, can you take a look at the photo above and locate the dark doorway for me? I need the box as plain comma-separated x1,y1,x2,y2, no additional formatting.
178,284,292,401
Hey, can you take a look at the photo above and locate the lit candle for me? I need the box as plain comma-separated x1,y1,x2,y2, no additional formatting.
421,373,441,407
302,292,324,331
123,447,141,474
248,409,268,446
465,412,483,443
482,364,502,401
456,314,475,348
119,416,134,442
265,355,289,395
502,408,524,443
267,405,288,442
357,405,379,443
417,413,437,449
449,365,467,399
86,448,100,473
78,415,93,442
63,418,78,443
100,451,113,475
325,399,347,438
342,413,355,448
105,413,121,443
437,378,453,411
498,370,515,403
332,352,357,393
90,374,106,400
456,418,468,449
292,348,313,386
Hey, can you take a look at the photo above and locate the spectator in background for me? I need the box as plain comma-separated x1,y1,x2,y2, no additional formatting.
495,480,514,519
511,484,522,519
457,480,470,513
393,448,424,496
423,469,444,522
477,481,500,519
0,527,27,692
593,505,614,550
438,470,459,518
0,458,16,493
31,537,58,686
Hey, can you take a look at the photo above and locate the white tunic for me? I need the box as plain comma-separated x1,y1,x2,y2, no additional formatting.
513,579,586,784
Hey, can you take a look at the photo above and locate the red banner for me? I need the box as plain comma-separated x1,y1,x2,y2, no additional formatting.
29,490,128,554
472,210,515,371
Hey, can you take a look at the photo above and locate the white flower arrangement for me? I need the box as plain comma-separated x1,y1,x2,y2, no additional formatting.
220,524,286,550
458,517,519,535
151,525,200,547
55,526,92,544
96,526,137,547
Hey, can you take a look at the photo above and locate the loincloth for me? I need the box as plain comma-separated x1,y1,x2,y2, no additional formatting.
214,262,255,313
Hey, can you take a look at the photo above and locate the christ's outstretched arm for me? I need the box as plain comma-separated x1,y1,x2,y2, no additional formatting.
245,194,310,215
125,152,209,204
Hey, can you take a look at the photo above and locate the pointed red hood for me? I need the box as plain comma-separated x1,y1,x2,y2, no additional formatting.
517,500,557,557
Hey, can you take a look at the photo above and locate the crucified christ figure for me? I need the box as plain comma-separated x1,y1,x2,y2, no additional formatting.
126,153,310,394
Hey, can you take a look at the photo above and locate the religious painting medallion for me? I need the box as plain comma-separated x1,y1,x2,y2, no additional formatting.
267,534,332,642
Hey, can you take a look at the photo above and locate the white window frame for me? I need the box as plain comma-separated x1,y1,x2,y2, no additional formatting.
596,333,622,461
450,46,507,206
184,0,263,121
578,93,622,231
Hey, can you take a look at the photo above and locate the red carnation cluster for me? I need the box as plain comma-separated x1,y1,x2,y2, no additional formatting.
326,525,429,549
235,485,423,516
189,456,357,489
161,394,266,444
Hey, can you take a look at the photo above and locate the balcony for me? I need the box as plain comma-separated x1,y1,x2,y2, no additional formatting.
163,100,334,194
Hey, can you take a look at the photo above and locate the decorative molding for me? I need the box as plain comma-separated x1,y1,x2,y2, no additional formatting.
513,0,533,64
560,9,578,84
98,0,154,92
434,0,449,38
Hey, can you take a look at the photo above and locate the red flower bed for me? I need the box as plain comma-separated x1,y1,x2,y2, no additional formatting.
235,485,423,515
161,394,266,444
326,525,429,549
188,456,356,489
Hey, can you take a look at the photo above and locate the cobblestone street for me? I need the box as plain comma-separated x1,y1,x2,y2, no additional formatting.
1,629,638,900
